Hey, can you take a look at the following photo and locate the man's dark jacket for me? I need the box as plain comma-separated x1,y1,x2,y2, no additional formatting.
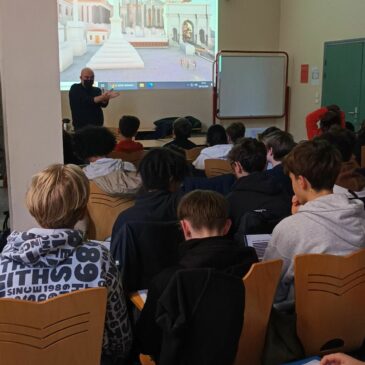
69,83,106,130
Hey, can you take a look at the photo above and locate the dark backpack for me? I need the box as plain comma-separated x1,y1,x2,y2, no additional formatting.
0,211,10,252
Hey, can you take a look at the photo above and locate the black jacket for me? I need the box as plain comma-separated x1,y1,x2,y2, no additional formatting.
183,173,236,196
156,269,245,365
111,190,182,240
164,138,197,150
264,164,294,197
227,171,291,235
69,83,107,129
136,236,258,359
110,220,184,292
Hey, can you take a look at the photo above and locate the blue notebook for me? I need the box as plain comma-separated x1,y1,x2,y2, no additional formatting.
282,356,321,365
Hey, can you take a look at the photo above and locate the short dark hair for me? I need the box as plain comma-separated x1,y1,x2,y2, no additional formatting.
226,122,246,144
119,115,140,138
74,126,116,159
138,148,189,190
228,138,267,173
283,139,341,191
317,129,356,162
177,190,228,231
173,117,192,139
320,110,342,132
261,131,296,161
206,124,228,146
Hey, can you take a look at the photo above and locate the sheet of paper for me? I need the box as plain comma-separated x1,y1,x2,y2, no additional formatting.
245,234,271,260
305,361,320,365
138,289,148,303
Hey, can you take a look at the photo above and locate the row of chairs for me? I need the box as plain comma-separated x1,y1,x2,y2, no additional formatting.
3,249,365,364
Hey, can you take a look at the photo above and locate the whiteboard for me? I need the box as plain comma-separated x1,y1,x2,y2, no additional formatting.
217,54,287,118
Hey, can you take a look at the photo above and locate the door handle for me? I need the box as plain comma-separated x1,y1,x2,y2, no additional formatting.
348,107,358,117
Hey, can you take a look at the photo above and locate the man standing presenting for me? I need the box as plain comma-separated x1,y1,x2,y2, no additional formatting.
69,67,119,130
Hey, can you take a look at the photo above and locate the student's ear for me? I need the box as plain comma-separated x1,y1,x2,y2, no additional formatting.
267,147,273,159
222,219,232,236
298,175,308,190
180,219,192,240
232,161,244,176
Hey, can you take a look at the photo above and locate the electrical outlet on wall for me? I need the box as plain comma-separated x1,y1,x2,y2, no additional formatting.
314,91,320,104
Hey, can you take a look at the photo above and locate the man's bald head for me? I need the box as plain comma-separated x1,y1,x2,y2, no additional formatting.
80,68,94,88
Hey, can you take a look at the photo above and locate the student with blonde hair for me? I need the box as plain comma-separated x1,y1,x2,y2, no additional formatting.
0,164,132,363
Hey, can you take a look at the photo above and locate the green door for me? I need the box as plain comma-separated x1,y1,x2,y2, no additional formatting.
322,40,364,128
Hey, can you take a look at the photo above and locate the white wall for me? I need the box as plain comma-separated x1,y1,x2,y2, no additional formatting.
280,0,365,140
0,0,63,230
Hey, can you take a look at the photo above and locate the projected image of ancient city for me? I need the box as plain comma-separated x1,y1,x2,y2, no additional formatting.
58,0,217,90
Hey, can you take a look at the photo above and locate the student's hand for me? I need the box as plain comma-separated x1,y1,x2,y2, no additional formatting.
291,195,301,215
321,353,365,365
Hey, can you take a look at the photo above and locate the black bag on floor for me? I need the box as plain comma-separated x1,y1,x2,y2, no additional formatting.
0,211,10,252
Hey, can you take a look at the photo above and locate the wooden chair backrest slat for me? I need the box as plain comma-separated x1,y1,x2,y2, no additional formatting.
185,146,204,163
204,159,232,178
361,146,365,168
0,288,107,365
233,259,283,365
295,249,365,356
87,182,135,240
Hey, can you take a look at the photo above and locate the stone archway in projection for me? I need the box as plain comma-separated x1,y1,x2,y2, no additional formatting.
182,20,193,43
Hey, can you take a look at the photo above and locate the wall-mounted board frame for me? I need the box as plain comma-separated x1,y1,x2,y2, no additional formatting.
213,51,289,122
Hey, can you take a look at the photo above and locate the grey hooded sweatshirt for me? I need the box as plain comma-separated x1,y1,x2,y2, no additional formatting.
263,194,365,307
0,228,132,358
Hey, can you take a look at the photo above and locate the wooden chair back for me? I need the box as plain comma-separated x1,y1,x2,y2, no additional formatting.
0,288,107,365
295,249,365,356
87,182,135,240
361,145,365,168
185,146,204,163
233,259,283,365
108,149,146,167
204,159,232,177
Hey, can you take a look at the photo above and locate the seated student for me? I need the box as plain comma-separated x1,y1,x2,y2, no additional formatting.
306,104,345,139
318,128,365,196
163,117,197,150
115,115,144,153
354,119,365,164
261,130,296,196
226,122,246,144
111,147,189,239
257,126,281,141
193,124,231,170
136,190,258,360
63,130,84,165
321,353,364,365
74,126,136,179
263,139,365,308
0,164,132,362
226,138,291,235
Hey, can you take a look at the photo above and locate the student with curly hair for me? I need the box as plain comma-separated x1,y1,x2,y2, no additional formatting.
111,147,190,238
